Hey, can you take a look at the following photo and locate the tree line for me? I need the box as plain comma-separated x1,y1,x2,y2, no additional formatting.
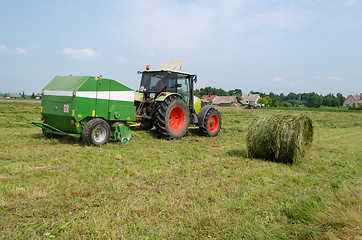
194,87,346,107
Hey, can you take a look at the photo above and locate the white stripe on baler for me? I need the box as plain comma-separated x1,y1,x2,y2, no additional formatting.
43,90,73,96
44,90,134,102
77,91,134,102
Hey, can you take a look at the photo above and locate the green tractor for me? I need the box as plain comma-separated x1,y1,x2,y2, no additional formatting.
134,60,221,139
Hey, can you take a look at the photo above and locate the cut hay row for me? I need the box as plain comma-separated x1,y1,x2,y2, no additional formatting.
246,114,313,164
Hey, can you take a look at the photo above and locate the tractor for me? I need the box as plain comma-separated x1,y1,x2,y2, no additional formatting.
32,60,221,145
134,60,221,139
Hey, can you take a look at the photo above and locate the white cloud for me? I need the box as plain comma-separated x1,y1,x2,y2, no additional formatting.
272,77,283,82
0,45,28,55
315,76,343,83
62,48,101,61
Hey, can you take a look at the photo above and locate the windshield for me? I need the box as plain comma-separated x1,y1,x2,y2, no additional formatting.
139,72,169,92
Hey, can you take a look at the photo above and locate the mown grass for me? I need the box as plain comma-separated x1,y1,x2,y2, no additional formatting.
0,101,361,239
263,106,361,113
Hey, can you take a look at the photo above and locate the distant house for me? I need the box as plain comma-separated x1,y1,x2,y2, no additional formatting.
212,96,241,107
343,94,362,107
240,94,260,106
35,93,42,99
202,94,217,104
8,93,22,99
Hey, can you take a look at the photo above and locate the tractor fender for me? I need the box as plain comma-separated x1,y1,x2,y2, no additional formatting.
155,92,184,102
197,105,214,127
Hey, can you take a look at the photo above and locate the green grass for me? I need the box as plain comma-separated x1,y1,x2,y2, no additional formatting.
0,102,361,239
263,106,361,113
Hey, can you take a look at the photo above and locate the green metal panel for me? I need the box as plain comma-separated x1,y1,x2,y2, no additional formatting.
96,78,110,119
107,79,136,121
44,76,89,91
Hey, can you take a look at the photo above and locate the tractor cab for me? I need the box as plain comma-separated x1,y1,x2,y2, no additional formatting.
138,70,196,106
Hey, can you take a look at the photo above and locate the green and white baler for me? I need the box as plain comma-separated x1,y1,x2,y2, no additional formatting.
33,76,135,146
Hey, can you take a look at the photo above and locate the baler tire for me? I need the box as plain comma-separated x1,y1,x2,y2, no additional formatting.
199,108,222,137
154,95,190,139
82,118,111,146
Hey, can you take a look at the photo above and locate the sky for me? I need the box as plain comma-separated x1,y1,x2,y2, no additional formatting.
1,0,361,96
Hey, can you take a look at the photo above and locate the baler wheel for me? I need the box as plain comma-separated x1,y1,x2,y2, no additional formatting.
199,108,222,137
154,95,190,139
82,118,111,146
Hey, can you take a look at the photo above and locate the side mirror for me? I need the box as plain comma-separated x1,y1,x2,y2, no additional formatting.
192,75,197,83
176,84,182,87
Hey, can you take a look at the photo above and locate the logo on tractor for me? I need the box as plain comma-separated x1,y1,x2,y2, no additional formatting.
64,105,69,113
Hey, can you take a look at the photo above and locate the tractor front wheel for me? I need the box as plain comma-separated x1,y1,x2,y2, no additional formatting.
200,108,222,137
82,118,111,146
154,95,190,139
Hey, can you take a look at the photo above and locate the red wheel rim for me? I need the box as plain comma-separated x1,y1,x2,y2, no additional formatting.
208,114,219,133
169,106,185,132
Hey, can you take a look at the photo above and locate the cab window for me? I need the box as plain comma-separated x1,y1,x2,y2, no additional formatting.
177,74,190,104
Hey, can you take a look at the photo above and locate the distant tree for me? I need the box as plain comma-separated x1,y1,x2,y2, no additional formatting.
282,102,292,107
234,89,242,96
4,93,7,98
21,91,25,98
31,92,35,99
309,92,319,107
257,97,268,106
336,93,345,106
286,92,297,101
264,96,273,106
271,99,279,107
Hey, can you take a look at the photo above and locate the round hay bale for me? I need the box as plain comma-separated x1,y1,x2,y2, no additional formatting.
246,114,313,164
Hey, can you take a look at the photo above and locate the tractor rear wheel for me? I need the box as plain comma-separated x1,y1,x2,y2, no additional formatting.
82,118,111,146
200,108,221,137
154,95,190,139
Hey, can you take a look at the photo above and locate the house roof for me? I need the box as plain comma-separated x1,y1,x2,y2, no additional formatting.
202,94,217,101
8,93,22,98
213,96,239,104
347,94,362,104
240,94,260,104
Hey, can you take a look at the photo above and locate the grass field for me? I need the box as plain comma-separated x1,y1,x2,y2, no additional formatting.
0,100,361,239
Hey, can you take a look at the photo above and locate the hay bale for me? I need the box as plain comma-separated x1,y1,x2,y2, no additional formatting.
246,114,313,164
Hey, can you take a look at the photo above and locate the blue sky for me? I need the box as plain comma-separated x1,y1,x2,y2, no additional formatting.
1,0,361,96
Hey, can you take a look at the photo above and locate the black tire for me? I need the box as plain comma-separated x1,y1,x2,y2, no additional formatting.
199,108,222,137
82,118,111,146
154,95,190,139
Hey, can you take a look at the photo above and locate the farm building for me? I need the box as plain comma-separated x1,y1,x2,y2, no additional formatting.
8,93,22,99
343,94,362,107
202,94,217,104
240,94,260,106
212,96,242,107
